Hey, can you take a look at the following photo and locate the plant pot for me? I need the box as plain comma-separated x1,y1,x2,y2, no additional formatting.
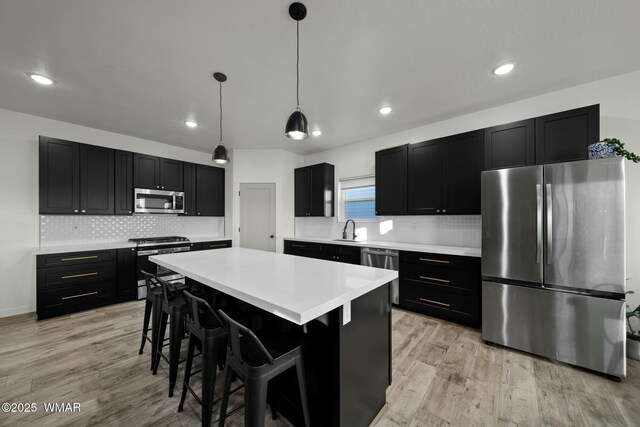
588,142,617,159
628,335,640,361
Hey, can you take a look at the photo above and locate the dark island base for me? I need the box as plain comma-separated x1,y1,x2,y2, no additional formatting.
189,279,391,427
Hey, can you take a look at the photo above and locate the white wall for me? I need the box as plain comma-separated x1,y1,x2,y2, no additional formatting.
231,149,304,254
0,108,231,318
304,70,640,308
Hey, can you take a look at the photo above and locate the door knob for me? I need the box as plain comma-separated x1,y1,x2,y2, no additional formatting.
270,235,274,238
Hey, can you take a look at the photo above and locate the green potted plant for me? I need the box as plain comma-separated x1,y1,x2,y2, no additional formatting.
627,291,640,360
588,138,640,162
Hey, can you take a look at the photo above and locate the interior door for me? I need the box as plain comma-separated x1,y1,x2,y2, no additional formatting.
543,158,625,295
239,183,276,252
481,165,543,284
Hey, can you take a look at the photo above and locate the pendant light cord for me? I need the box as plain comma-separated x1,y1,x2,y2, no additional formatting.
219,80,223,144
296,19,300,109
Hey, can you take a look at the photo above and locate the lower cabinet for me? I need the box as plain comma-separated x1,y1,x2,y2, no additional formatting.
399,251,481,327
284,240,361,264
36,250,118,320
116,248,137,302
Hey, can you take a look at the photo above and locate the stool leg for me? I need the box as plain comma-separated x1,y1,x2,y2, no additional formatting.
218,364,234,427
296,358,311,427
245,378,268,427
153,311,168,375
150,299,162,371
168,310,185,397
201,337,220,427
178,333,196,412
139,299,152,355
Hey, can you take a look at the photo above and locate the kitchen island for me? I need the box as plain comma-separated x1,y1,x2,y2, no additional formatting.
150,247,398,427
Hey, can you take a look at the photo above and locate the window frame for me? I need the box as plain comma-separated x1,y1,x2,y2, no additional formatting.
337,175,379,223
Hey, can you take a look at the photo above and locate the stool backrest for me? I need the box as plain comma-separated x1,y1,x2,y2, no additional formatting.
183,290,224,331
140,270,160,297
141,271,180,305
218,310,275,366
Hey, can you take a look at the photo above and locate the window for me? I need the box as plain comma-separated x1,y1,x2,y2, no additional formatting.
338,176,376,221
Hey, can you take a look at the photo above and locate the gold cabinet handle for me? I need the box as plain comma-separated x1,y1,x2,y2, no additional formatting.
62,291,98,300
61,255,98,262
419,298,450,307
292,244,306,248
208,244,227,248
61,272,98,280
419,258,450,264
419,276,450,283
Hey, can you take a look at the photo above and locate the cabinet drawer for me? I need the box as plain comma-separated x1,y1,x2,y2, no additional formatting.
37,262,116,291
400,281,479,326
284,241,321,258
37,249,117,268
200,240,232,250
402,263,478,295
400,251,479,271
37,282,116,320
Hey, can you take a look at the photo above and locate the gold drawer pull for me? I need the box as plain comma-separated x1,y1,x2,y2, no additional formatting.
208,244,227,248
419,298,450,307
419,276,450,283
61,255,98,261
61,272,98,280
62,291,98,300
292,244,306,248
419,258,449,264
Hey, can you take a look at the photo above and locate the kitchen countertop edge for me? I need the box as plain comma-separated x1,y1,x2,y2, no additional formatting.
34,236,232,255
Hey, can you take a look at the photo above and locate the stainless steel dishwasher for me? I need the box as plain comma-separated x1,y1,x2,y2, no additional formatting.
361,247,399,305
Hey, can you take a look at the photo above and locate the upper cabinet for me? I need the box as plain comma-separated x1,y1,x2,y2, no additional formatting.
39,136,114,215
195,164,225,216
294,163,335,217
408,131,482,215
535,104,599,164
182,162,197,216
133,154,183,191
375,145,407,216
114,150,133,215
483,119,535,170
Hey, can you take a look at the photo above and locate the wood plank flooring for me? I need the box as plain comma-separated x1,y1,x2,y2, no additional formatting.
0,301,638,427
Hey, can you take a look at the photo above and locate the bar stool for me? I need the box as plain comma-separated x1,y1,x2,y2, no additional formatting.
138,270,164,370
152,275,189,397
178,291,229,427
217,310,310,427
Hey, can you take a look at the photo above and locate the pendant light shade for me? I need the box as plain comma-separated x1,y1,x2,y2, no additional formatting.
285,2,309,140
212,72,229,164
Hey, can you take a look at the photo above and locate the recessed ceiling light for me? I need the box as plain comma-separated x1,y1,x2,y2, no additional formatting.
311,130,322,137
28,73,55,86
379,106,392,115
493,62,516,76
185,120,198,128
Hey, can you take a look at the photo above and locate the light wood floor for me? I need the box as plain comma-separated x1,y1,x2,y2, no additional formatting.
0,301,638,427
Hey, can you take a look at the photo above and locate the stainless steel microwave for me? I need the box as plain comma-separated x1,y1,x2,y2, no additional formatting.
134,188,184,214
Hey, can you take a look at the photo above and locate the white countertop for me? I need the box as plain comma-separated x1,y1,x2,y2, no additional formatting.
33,236,231,255
284,237,481,258
150,247,398,325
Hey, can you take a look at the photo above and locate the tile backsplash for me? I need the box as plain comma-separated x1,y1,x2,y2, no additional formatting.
40,215,224,247
295,215,481,248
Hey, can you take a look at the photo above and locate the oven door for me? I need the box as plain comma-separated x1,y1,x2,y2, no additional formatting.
136,246,190,299
134,188,184,214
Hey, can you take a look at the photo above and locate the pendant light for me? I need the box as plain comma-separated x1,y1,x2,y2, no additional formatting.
285,2,309,140
212,72,230,164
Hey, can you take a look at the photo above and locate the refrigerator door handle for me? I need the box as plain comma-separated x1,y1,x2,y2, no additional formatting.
536,184,543,264
546,183,553,264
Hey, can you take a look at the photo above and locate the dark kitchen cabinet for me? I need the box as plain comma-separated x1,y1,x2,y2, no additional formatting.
199,240,232,250
39,137,115,215
80,144,114,215
284,240,322,258
114,150,133,215
196,164,225,216
133,154,184,191
375,145,408,216
484,119,535,170
535,104,599,164
133,153,159,189
182,162,197,216
319,244,361,265
39,136,80,214
408,131,482,215
294,163,335,217
116,247,137,302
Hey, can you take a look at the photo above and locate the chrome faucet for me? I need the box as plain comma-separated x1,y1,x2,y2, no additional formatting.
343,219,357,240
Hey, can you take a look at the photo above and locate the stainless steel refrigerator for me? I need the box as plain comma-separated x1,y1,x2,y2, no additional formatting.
481,157,626,378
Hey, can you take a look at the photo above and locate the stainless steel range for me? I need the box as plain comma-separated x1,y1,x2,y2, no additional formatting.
129,236,191,299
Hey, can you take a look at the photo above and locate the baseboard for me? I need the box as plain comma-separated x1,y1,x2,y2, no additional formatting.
0,305,35,319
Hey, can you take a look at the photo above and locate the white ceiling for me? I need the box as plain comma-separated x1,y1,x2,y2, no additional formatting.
1,1,640,155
